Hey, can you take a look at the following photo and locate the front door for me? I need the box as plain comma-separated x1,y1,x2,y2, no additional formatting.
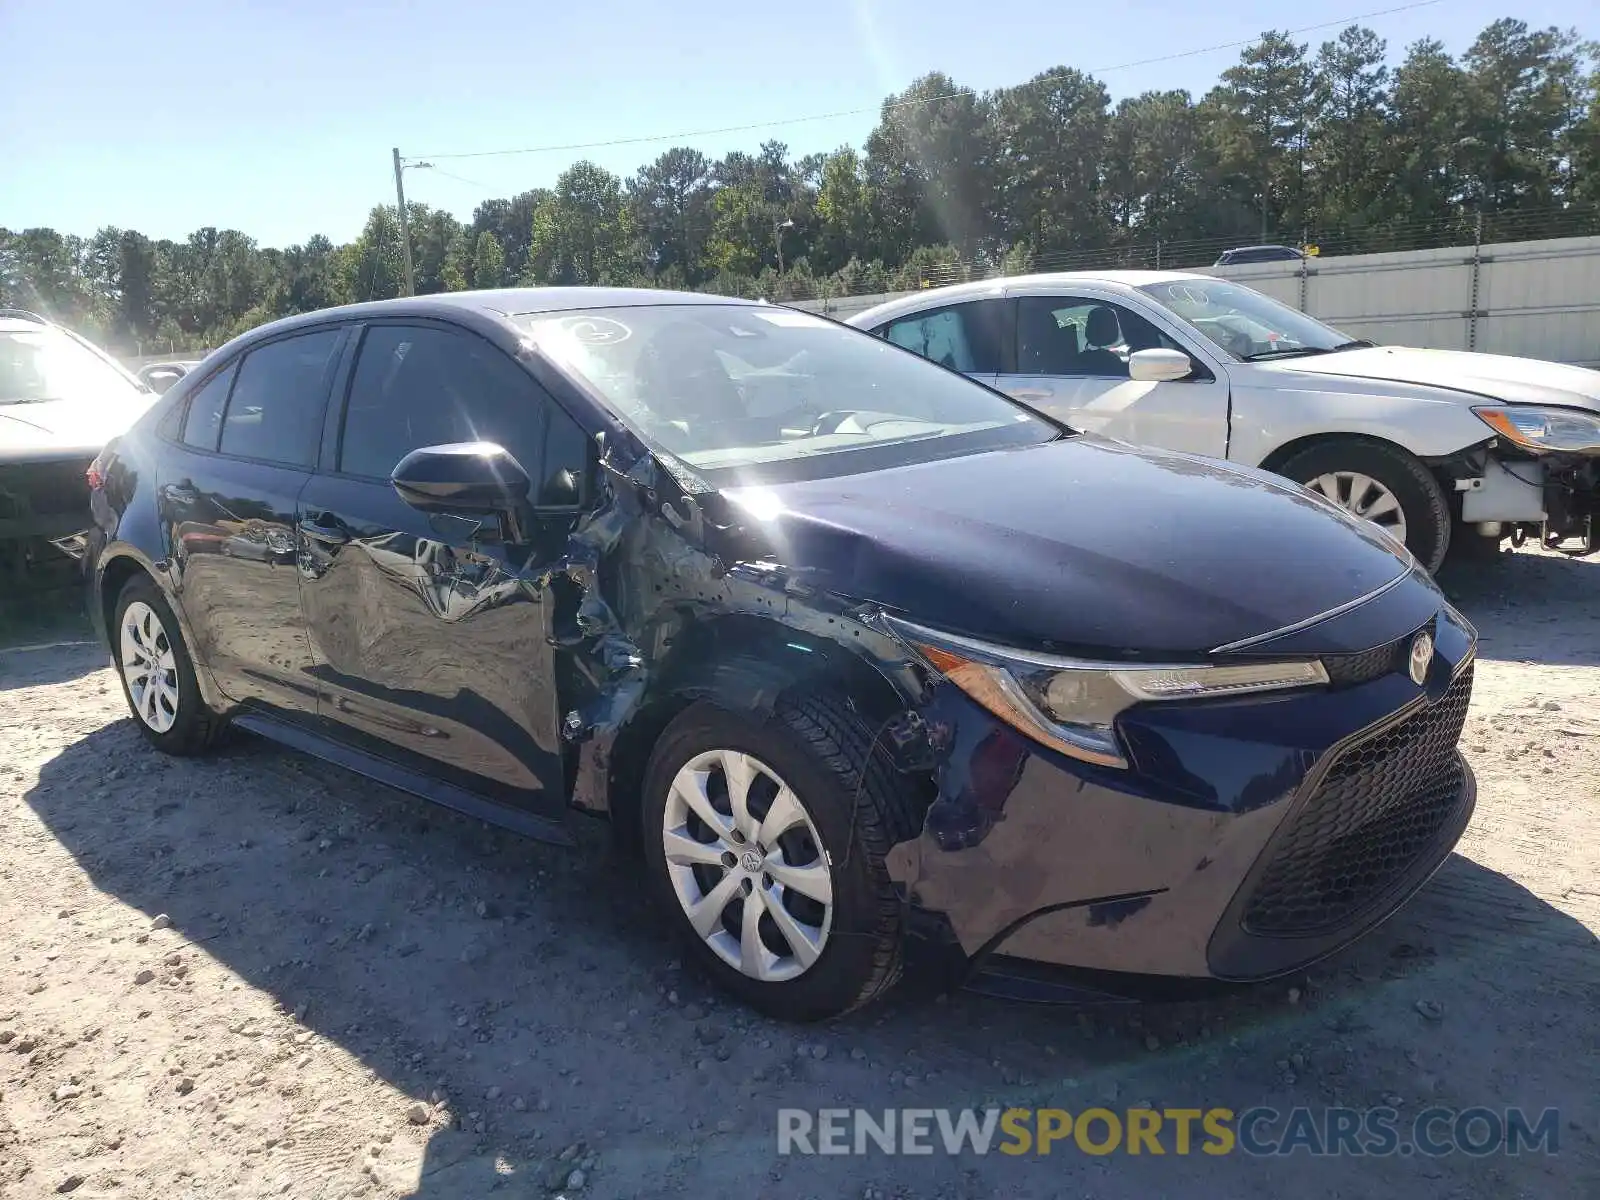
158,328,346,715
998,294,1230,458
297,321,589,815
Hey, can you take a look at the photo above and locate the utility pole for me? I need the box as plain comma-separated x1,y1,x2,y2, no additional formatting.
774,217,794,275
392,147,417,297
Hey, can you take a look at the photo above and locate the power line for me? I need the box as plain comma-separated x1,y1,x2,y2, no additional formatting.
406,0,1441,164
407,164,494,190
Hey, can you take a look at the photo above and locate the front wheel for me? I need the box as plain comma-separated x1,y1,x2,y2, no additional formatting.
641,695,922,1022
1276,439,1452,573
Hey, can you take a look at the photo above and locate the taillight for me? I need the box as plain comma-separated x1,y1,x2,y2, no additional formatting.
87,446,111,491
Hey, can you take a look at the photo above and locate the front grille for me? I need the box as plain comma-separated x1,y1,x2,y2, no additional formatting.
1242,664,1474,936
1321,619,1434,687
0,459,92,519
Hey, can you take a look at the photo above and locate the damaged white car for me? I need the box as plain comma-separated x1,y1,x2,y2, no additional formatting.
849,273,1600,571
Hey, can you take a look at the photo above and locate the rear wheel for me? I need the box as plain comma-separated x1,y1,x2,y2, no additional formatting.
1276,439,1451,572
641,695,921,1022
112,576,226,755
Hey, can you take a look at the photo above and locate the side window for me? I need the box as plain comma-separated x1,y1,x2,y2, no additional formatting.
879,301,1003,374
339,325,557,486
179,362,239,451
1015,296,1184,379
219,329,342,466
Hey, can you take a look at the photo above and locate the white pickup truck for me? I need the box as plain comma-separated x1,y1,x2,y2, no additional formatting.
848,272,1600,572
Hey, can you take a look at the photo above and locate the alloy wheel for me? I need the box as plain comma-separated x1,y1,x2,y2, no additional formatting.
661,748,834,983
120,601,180,734
1304,471,1408,543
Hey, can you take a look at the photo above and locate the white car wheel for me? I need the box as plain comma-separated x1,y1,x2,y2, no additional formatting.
1304,471,1408,544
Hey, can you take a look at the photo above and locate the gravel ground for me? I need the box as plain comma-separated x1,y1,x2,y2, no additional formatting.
1,545,1596,1199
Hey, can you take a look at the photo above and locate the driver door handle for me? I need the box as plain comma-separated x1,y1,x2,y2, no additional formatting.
298,515,350,546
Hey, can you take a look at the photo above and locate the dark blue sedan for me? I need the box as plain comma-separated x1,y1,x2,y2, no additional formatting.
81,288,1476,1020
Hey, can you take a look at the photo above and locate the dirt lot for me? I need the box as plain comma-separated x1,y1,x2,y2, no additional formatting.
1,546,1596,1199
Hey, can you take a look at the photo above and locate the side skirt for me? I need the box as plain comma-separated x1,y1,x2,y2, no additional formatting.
232,712,575,847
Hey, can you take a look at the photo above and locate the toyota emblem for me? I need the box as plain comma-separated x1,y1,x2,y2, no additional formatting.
1408,631,1434,685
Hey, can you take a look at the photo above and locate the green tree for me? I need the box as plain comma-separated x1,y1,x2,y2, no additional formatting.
627,147,714,283
525,161,634,285
1387,38,1472,224
1205,32,1315,238
1460,19,1588,210
813,148,872,275
1310,26,1391,228
471,231,505,289
864,73,999,263
993,67,1112,257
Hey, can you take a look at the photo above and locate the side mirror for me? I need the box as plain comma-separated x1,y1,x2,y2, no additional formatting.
1128,348,1195,383
391,442,531,515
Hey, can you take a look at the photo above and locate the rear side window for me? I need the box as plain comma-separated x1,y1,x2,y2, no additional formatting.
218,330,342,467
180,363,239,450
878,301,1004,374
338,324,550,481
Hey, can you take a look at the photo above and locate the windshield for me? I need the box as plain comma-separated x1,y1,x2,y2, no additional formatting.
1138,280,1363,361
518,304,1059,481
0,328,148,404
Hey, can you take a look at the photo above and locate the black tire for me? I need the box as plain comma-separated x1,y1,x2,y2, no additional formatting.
1276,439,1452,573
111,575,227,755
641,695,922,1022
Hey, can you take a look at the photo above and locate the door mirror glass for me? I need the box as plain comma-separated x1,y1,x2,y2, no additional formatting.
1128,348,1194,383
391,442,531,514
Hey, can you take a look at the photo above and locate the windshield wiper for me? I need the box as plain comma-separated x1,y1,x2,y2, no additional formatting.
1243,338,1373,362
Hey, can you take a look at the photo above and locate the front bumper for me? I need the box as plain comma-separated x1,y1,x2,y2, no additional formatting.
889,581,1478,999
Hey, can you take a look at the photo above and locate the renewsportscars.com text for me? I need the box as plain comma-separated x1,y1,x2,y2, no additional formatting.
776,1106,1560,1158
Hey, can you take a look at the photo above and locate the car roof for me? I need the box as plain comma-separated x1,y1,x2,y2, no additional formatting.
1,317,52,334
1222,245,1300,253
230,287,757,344
844,270,1216,324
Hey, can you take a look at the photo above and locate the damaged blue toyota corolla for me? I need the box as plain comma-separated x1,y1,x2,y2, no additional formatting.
82,288,1477,1021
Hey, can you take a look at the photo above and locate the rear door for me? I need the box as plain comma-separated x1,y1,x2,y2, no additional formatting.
158,327,345,715
873,300,1006,389
297,320,588,815
997,291,1230,458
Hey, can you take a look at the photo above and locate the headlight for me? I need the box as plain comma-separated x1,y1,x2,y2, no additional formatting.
882,616,1327,769
1473,405,1600,454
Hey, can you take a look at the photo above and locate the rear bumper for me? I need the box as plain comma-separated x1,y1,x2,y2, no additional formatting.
891,589,1478,999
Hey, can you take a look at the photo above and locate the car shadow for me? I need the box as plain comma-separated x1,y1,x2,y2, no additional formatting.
21,721,1600,1199
1436,547,1600,667
0,633,105,690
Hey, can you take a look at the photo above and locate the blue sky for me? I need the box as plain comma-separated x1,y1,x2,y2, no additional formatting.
2,0,1591,246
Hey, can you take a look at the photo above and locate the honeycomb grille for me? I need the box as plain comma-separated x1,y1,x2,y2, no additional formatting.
1321,619,1435,688
1322,639,1404,687
1242,664,1474,936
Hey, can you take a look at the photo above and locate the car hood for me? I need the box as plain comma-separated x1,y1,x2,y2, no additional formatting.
724,435,1413,657
1259,345,1600,412
0,393,157,463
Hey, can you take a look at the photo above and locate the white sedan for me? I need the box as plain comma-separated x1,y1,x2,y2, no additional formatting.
848,272,1600,571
